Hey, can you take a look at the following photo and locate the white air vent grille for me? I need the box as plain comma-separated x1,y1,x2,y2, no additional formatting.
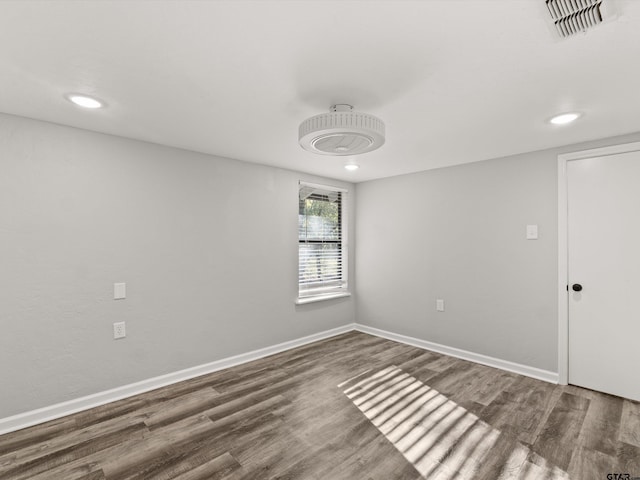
546,0,605,37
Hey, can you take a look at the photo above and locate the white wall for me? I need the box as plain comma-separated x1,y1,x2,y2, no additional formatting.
0,113,355,418
355,132,640,373
4,107,640,420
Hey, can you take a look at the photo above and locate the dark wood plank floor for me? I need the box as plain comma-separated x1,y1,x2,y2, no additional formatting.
1,331,639,479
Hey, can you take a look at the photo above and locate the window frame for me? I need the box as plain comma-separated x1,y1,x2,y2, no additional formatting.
296,181,350,304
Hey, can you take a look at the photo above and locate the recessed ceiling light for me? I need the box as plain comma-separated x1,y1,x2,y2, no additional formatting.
549,112,581,125
65,94,105,109
344,164,360,171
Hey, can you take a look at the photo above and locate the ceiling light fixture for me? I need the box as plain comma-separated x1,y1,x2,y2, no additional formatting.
299,104,385,156
549,112,581,125
344,163,360,171
65,93,105,109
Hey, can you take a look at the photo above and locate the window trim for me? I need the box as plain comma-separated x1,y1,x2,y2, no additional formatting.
297,181,349,303
295,291,351,305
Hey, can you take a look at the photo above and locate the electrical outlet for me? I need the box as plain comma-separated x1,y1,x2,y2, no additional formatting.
113,322,126,339
114,283,126,300
436,299,445,312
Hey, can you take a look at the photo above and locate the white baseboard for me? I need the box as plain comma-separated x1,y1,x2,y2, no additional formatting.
0,322,559,436
0,323,355,436
354,324,559,384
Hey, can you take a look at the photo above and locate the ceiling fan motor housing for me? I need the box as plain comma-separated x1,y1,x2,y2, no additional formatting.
299,104,385,156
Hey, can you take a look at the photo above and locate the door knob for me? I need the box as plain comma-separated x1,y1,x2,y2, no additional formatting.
572,284,583,292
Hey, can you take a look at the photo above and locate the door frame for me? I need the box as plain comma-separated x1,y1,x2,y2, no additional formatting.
557,141,640,385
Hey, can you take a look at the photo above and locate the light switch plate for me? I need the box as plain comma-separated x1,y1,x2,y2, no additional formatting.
436,299,445,312
114,283,126,300
526,225,539,240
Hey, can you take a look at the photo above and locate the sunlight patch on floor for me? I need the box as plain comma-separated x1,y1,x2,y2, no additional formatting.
341,365,570,480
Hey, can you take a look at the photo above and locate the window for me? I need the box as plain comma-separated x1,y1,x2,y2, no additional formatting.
297,182,348,303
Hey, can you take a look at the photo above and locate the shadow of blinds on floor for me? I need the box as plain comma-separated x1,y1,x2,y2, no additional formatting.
340,365,569,479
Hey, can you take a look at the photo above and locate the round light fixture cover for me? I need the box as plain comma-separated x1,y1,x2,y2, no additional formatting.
65,93,105,109
549,112,581,125
299,105,385,156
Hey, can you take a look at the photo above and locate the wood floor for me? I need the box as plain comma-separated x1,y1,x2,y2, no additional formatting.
1,331,639,480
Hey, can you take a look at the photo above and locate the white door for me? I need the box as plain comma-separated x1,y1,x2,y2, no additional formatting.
567,150,640,402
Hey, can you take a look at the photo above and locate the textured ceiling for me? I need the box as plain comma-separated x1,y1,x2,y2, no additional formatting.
1,1,639,182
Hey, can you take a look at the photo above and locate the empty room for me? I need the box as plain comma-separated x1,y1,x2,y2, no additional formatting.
1,1,639,479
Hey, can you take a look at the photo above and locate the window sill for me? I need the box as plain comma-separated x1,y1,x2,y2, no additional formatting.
295,292,352,305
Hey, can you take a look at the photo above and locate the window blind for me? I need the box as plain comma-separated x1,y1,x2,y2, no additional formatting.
298,183,346,297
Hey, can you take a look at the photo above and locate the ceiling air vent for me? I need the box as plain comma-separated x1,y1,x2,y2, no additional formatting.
545,0,610,38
